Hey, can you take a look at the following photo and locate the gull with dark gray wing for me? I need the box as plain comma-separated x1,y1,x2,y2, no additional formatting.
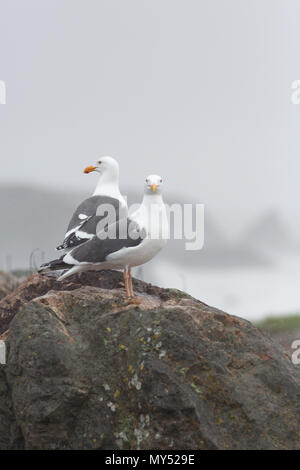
40,175,168,298
56,156,127,251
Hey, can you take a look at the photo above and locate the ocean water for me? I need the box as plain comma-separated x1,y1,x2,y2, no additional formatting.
138,254,300,322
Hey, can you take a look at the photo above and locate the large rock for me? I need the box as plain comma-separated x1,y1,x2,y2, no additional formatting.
0,366,23,449
1,271,300,450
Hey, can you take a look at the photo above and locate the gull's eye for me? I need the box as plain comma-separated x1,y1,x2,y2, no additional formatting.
98,160,102,164
160,178,162,183
146,178,149,183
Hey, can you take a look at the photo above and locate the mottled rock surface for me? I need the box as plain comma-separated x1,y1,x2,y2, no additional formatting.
0,270,300,450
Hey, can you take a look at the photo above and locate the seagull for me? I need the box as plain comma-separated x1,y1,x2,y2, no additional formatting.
40,175,168,298
56,156,127,251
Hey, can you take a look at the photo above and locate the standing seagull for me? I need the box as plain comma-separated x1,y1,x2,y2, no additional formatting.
56,156,127,251
40,175,168,298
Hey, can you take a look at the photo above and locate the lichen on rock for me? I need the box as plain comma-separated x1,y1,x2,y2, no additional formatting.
0,270,300,449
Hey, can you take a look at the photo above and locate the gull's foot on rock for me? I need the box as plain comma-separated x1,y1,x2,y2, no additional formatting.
122,296,142,306
128,296,142,305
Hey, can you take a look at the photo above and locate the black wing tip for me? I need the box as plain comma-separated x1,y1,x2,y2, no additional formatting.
38,262,50,272
38,257,72,273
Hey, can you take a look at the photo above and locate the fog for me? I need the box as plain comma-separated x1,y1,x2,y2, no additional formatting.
0,0,300,320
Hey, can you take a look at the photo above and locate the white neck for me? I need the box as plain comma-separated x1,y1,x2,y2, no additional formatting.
139,192,168,239
138,193,166,223
142,192,164,207
93,171,122,200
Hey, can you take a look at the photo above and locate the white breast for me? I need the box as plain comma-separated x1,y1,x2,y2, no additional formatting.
106,198,169,268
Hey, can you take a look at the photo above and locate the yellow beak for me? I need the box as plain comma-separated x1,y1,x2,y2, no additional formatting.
83,165,97,174
151,183,157,192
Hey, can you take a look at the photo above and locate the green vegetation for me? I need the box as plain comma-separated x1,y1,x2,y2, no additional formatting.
11,269,35,278
256,314,300,333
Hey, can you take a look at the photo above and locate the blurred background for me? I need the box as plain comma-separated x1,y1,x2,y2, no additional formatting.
0,0,300,324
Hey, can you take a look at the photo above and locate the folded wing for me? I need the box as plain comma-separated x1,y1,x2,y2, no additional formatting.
56,195,127,251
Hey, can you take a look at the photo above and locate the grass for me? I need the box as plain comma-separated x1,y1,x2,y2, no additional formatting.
255,314,300,333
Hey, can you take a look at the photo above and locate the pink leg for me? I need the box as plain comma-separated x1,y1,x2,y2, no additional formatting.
123,269,130,298
128,267,134,297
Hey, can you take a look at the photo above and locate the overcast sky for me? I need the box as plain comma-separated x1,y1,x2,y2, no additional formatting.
0,0,300,237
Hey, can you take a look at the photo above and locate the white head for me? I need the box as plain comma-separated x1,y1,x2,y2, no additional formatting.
144,174,163,195
83,156,119,179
